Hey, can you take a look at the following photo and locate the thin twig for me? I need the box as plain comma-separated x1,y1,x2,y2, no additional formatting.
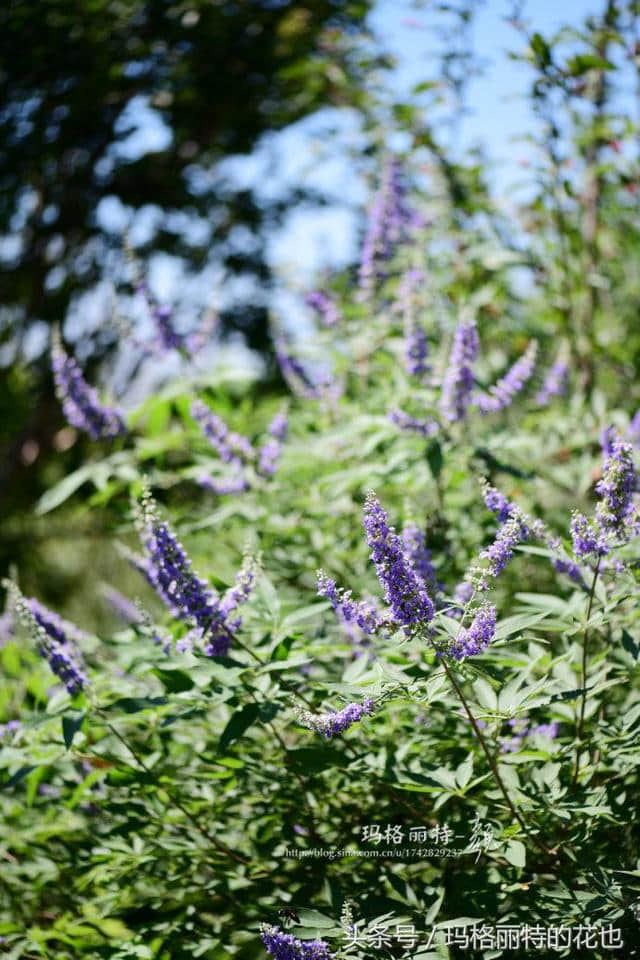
95,707,249,865
573,556,602,784
441,660,552,857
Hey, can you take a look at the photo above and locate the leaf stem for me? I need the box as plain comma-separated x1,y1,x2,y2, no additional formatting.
441,660,551,857
94,706,249,865
573,555,602,784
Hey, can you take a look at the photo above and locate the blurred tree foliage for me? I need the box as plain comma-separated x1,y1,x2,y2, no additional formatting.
0,0,375,353
0,0,379,584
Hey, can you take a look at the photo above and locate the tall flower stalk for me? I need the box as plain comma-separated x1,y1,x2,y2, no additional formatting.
51,330,125,440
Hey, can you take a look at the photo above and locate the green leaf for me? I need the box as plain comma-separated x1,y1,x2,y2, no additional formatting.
258,657,313,673
288,747,349,774
66,769,104,809
621,629,640,662
472,677,498,711
36,465,95,514
107,697,168,714
567,54,613,75
153,668,195,693
296,909,335,929
426,439,443,479
219,704,260,750
530,32,551,67
1,765,38,790
504,839,526,867
62,712,85,749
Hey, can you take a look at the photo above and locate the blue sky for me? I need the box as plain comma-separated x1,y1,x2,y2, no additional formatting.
371,0,609,167
261,0,616,299
71,0,630,385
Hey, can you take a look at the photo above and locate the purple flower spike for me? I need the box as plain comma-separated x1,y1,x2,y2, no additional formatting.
600,425,616,456
394,268,425,316
449,604,497,660
261,925,333,960
394,269,430,378
101,585,143,625
363,494,434,627
257,439,282,477
535,361,568,406
51,331,125,440
191,400,254,465
358,159,417,298
570,511,607,558
452,580,474,616
220,556,258,624
402,523,439,595
595,437,635,537
317,572,384,635
136,487,241,656
552,557,583,584
198,473,250,495
389,409,439,437
481,480,514,523
257,408,289,477
476,341,537,414
297,697,376,738
475,514,531,589
274,336,340,401
135,279,185,351
305,290,341,328
152,303,184,351
268,409,289,442
440,318,479,422
628,409,640,447
7,584,88,694
405,323,430,378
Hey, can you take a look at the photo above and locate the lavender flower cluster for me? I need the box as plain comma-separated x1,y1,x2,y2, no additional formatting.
401,523,440,596
500,716,559,753
305,291,341,328
471,478,567,590
102,585,143,626
571,436,637,557
191,400,254,465
297,697,376,738
476,341,538,414
316,574,384,635
405,321,430,379
193,400,288,490
481,481,583,584
358,158,417,298
52,331,125,440
388,409,438,437
135,487,255,656
6,582,88,694
258,409,289,477
395,268,430,378
440,318,479,422
135,279,186,352
595,437,635,535
275,336,340,402
535,361,568,406
448,604,497,660
363,494,435,628
480,480,514,524
261,926,332,960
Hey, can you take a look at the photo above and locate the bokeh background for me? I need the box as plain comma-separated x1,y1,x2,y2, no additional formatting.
1,0,637,624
